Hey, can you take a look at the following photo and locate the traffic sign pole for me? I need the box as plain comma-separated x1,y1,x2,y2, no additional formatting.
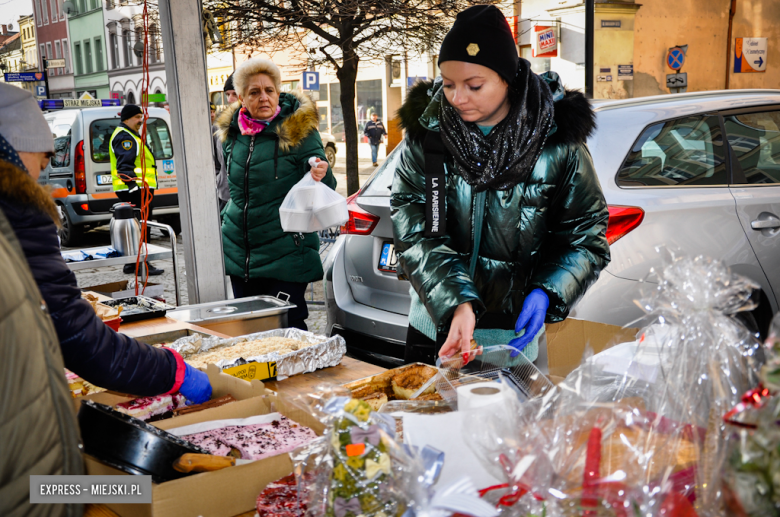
42,57,50,99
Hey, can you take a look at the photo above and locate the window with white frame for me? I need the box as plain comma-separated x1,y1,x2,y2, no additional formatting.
46,42,53,76
41,0,49,23
109,32,118,69
54,40,61,75
74,42,82,75
39,43,45,69
95,37,104,72
62,40,69,73
49,0,58,22
36,0,43,26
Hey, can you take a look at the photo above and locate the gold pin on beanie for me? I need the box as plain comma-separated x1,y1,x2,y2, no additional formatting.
438,5,518,83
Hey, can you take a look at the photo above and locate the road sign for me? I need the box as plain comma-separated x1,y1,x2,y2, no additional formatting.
734,37,767,73
47,59,65,69
302,71,319,91
618,64,634,80
667,47,685,71
4,72,44,82
407,76,427,88
601,20,621,28
36,85,47,96
666,73,688,89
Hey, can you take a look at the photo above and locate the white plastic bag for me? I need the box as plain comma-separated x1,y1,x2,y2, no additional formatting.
279,167,348,233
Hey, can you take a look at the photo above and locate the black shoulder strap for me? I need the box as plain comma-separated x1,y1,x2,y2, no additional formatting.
423,130,447,237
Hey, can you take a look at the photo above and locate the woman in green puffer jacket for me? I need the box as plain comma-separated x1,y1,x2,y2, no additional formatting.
391,5,610,365
215,58,337,330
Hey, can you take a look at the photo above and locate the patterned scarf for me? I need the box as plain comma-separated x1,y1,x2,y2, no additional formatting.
0,133,28,172
238,105,282,136
439,59,555,192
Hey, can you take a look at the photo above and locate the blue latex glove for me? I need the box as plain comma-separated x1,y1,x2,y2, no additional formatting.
179,363,213,405
508,288,549,357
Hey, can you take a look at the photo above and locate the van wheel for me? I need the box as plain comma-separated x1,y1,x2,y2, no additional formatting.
57,203,84,247
325,145,337,168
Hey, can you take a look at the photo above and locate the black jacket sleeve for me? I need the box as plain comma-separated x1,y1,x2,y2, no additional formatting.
112,134,139,190
0,200,179,396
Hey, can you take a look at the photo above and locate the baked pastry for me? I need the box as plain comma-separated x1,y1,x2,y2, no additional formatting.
183,415,317,460
363,392,388,411
391,365,437,400
116,393,187,422
412,392,442,402
172,395,236,416
256,474,306,517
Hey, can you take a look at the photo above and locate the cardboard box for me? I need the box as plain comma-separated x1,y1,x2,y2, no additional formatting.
545,318,640,378
75,363,268,412
83,280,164,301
83,393,324,517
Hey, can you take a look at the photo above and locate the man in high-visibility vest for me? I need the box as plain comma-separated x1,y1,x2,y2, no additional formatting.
110,104,164,275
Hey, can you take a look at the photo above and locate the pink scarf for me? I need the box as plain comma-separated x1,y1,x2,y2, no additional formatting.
238,105,281,136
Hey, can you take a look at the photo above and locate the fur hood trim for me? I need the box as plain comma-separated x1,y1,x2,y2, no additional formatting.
398,79,596,148
214,91,319,153
0,160,59,224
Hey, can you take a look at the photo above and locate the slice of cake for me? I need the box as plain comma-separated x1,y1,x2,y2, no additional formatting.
256,474,306,517
172,395,236,416
116,393,187,422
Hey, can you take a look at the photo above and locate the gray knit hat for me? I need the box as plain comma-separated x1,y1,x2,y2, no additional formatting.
0,83,54,153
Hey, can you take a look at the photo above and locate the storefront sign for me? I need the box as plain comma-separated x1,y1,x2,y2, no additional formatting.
618,64,634,80
46,59,66,68
601,20,621,28
4,72,44,82
533,26,558,58
734,37,767,73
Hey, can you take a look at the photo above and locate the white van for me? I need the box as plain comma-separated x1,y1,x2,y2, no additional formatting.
40,105,179,246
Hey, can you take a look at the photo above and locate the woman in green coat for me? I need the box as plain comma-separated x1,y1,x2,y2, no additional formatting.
215,57,337,330
391,6,610,365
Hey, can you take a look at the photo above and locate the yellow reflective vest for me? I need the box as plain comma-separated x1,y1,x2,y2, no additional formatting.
109,125,158,191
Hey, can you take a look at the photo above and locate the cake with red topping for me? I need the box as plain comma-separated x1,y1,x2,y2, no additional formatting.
256,474,306,517
182,415,317,460
116,393,187,422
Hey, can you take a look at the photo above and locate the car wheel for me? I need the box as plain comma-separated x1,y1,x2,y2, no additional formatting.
57,203,84,247
325,145,337,168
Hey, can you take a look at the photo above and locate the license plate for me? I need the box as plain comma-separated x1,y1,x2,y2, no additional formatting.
96,174,112,185
378,242,398,272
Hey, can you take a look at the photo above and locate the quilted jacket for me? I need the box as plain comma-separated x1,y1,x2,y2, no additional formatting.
391,74,611,332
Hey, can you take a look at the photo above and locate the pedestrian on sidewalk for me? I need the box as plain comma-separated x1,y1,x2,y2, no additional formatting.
363,112,386,166
109,103,164,275
213,74,238,215
0,84,212,408
214,58,337,330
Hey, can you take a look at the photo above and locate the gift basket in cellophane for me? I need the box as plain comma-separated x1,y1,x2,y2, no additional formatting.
465,255,763,517
287,386,499,517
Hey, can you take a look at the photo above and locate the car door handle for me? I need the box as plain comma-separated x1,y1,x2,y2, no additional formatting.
751,217,780,230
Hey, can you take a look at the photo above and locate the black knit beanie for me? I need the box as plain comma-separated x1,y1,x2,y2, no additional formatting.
438,5,519,84
224,72,235,93
120,104,143,121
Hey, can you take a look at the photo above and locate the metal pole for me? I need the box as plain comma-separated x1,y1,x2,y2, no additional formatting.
158,0,227,303
43,57,50,99
585,0,594,99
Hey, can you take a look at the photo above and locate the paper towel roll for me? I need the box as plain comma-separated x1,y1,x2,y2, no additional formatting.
457,381,507,410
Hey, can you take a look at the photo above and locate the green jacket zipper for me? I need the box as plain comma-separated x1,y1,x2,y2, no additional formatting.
243,135,256,281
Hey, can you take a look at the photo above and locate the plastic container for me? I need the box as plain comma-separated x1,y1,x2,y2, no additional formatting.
103,317,122,332
279,208,313,233
294,185,317,209
312,198,349,229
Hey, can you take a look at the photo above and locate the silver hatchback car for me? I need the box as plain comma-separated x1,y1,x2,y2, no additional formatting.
324,89,780,366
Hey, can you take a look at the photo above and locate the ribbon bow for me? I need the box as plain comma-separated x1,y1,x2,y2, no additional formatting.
350,424,381,446
411,477,498,517
723,383,771,429
365,452,392,479
333,497,362,517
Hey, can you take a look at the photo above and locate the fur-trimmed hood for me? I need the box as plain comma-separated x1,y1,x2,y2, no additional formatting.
214,90,319,153
397,72,596,148
0,160,59,224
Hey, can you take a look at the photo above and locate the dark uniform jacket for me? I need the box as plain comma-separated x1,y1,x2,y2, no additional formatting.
111,122,148,190
363,119,387,146
391,75,611,331
0,158,179,396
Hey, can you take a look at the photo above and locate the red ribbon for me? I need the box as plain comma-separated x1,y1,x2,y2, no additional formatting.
723,384,771,429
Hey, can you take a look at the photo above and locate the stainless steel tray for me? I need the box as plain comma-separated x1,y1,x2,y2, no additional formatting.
101,296,174,323
165,296,295,325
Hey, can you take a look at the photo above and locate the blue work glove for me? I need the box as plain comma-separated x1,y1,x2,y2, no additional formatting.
508,288,549,357
179,363,213,405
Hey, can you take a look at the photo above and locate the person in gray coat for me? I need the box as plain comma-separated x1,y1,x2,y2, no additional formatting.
0,172,83,516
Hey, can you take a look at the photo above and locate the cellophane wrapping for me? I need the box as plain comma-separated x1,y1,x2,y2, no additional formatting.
722,312,780,516
466,255,763,516
289,389,418,517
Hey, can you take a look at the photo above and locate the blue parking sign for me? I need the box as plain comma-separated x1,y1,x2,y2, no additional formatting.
36,85,47,97
302,71,319,91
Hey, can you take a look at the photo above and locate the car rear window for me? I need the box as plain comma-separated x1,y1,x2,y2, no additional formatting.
724,110,780,184
616,115,727,187
359,141,406,197
90,118,174,163
47,115,76,168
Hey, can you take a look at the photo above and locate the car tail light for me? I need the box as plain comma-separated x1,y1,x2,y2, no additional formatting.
341,192,379,235
606,205,644,245
80,203,89,211
74,140,86,194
